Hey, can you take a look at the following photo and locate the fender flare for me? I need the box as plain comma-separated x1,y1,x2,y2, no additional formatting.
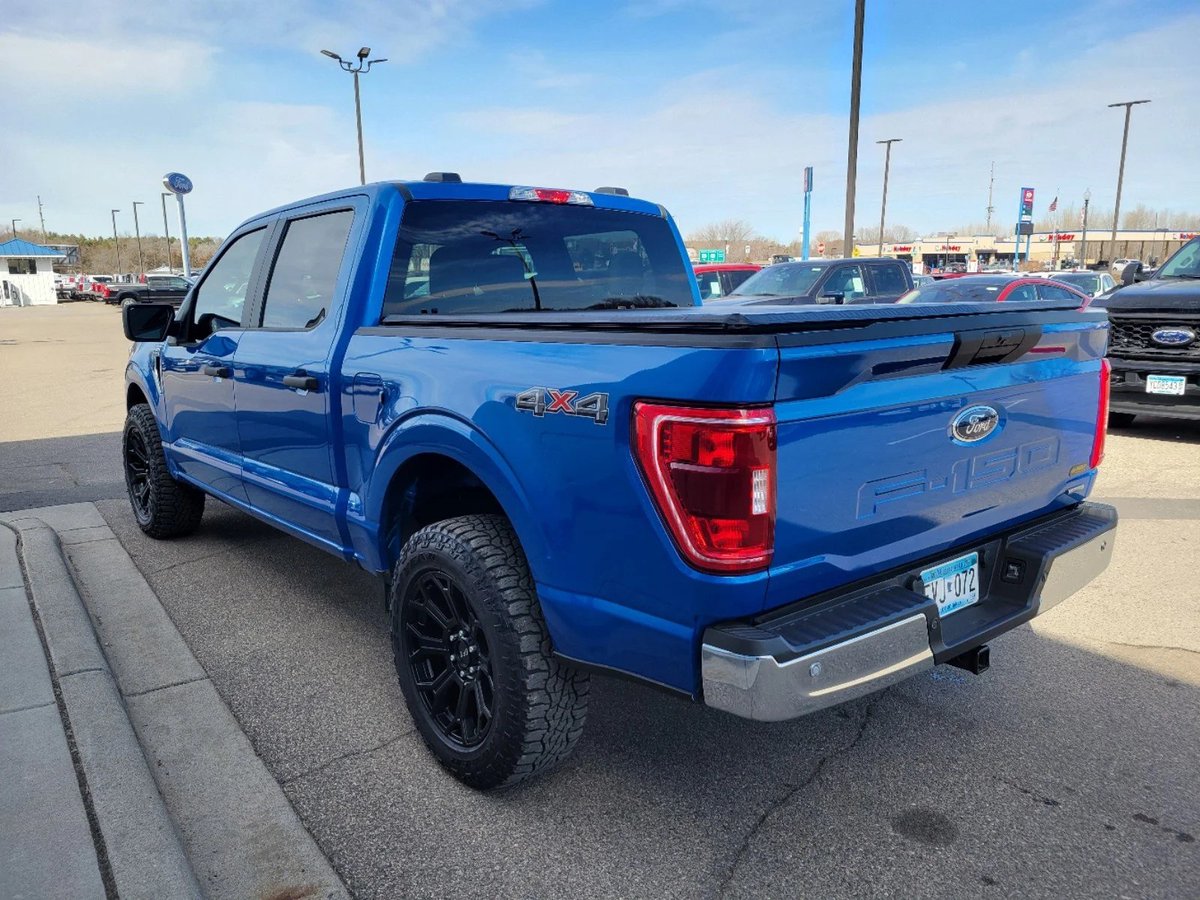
361,411,551,580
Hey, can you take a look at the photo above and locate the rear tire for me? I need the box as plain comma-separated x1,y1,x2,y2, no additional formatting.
390,514,589,790
1108,412,1136,427
123,403,205,538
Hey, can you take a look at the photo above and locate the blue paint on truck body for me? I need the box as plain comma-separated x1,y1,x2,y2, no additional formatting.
126,180,1108,695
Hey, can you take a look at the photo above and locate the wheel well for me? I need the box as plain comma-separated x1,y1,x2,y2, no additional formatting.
380,454,505,569
127,383,149,409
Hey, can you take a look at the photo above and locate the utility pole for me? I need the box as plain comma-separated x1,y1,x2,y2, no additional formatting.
132,200,145,275
111,209,121,273
160,193,174,273
985,162,995,231
843,0,866,260
876,137,901,256
321,48,388,185
1080,189,1091,269
1108,99,1150,258
37,196,47,241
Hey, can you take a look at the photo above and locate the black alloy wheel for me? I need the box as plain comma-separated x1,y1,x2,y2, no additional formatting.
124,426,153,520
401,570,494,747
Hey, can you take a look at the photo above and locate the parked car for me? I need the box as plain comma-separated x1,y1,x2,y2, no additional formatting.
120,176,1116,789
693,263,761,301
715,257,913,305
1093,236,1200,423
899,275,1090,305
1110,258,1141,276
1048,270,1117,298
100,274,192,306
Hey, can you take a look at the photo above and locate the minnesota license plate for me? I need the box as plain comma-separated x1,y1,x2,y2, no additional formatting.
1146,374,1186,396
921,552,980,617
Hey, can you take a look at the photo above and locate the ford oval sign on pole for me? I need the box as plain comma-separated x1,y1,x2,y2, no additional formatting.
162,172,193,276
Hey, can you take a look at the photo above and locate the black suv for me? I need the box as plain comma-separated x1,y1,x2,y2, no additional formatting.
1094,237,1200,422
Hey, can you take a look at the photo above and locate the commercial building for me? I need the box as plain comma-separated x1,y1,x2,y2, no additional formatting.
0,238,66,306
857,229,1196,272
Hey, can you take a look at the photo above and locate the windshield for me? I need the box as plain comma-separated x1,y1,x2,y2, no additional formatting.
1157,238,1200,279
730,263,824,298
898,280,1007,303
1052,273,1099,293
380,200,694,317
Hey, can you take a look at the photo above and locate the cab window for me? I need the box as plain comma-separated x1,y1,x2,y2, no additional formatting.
822,265,866,300
260,210,354,329
191,228,267,333
868,263,908,295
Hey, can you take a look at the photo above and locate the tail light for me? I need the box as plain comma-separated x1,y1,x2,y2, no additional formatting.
1090,358,1111,469
509,186,593,206
633,402,776,574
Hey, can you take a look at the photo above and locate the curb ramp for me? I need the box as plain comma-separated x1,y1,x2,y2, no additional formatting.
1,503,348,900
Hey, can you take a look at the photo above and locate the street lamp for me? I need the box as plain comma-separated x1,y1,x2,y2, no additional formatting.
321,47,388,185
132,200,145,275
110,209,121,274
876,137,901,256
160,193,174,273
9,218,19,239
1108,99,1150,260
843,0,866,259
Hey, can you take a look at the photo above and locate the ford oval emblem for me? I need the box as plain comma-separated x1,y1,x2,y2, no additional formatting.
1151,327,1195,347
951,405,1000,443
162,172,193,195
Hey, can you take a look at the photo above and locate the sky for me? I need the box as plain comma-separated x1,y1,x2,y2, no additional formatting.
2,0,1199,242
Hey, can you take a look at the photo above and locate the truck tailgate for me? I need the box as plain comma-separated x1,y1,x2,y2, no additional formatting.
764,307,1109,610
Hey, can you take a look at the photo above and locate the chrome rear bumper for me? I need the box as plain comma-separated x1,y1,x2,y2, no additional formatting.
702,503,1116,722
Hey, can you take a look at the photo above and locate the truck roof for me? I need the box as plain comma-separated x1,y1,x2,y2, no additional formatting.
244,179,666,229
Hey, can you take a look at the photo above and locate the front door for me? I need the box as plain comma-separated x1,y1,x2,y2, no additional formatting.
233,207,357,549
159,226,269,503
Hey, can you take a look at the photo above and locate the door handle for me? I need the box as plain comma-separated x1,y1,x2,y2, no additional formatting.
202,364,231,378
283,373,319,392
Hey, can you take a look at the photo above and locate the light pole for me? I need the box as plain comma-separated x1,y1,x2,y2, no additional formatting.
160,193,174,273
321,47,387,185
843,0,866,260
1108,99,1150,259
132,200,145,275
110,209,121,274
9,218,19,239
876,137,901,256
1080,189,1091,269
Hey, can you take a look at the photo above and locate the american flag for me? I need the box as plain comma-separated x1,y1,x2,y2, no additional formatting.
1049,196,1058,212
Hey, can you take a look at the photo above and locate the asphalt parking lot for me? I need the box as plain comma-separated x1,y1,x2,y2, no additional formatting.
2,304,1198,898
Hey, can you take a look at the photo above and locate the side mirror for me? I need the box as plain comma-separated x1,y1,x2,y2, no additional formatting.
1120,262,1141,286
817,291,845,305
123,302,175,342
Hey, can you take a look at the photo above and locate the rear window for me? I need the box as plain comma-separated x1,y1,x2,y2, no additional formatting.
381,200,692,318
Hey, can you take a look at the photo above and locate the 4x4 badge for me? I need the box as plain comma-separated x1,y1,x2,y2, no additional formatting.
516,387,610,425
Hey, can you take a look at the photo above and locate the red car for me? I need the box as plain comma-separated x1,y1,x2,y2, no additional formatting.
693,263,761,301
898,275,1092,307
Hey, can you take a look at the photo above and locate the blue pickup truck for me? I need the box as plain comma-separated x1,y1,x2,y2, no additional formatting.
122,176,1117,789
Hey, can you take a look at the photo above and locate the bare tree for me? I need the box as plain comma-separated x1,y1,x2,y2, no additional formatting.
687,219,755,249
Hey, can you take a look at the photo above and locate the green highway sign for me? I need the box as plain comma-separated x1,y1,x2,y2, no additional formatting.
698,248,725,263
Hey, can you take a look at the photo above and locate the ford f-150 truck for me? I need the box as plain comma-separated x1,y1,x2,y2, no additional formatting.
121,176,1117,790
1094,236,1200,422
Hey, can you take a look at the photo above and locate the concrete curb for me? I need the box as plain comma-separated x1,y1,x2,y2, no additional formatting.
2,504,348,900
3,513,202,900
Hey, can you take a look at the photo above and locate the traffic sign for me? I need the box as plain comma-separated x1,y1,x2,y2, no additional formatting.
698,248,725,263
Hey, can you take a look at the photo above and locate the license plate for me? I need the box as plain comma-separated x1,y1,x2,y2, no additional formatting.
1146,374,1186,396
921,552,980,617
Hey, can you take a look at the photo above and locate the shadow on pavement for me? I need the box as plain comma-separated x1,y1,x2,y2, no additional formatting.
0,432,124,512
95,497,1200,900
1109,415,1200,445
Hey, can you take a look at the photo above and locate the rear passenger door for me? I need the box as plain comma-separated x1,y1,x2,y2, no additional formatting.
232,204,360,550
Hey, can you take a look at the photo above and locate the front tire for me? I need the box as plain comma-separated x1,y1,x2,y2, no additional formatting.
123,403,205,538
390,515,589,790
